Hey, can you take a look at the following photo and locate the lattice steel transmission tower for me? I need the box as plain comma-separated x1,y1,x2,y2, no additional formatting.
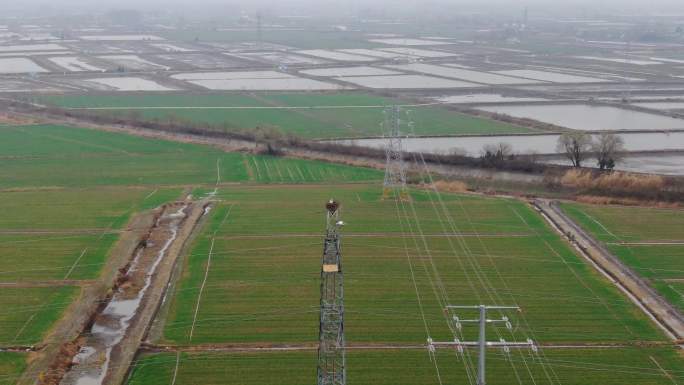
317,200,346,385
382,105,409,200
429,305,537,385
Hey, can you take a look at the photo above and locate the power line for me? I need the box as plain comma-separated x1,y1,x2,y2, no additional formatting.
430,305,537,385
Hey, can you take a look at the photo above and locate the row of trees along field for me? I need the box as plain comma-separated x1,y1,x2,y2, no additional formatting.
556,132,625,170
478,133,625,171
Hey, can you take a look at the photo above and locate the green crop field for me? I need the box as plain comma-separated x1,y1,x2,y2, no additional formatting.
2,120,682,385
560,203,684,312
37,92,531,139
0,122,381,383
0,287,77,346
0,353,26,385
0,187,180,281
0,124,381,188
126,347,684,385
158,184,663,350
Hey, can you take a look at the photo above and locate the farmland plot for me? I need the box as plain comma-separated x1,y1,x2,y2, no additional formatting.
0,124,381,187
385,63,540,85
48,56,105,72
156,54,245,69
0,353,26,385
38,92,530,138
84,77,176,91
0,187,180,281
172,70,341,90
0,287,77,345
159,185,663,346
561,203,684,312
0,58,48,74
296,49,378,62
336,74,481,89
126,348,684,385
379,47,458,58
97,55,170,71
0,121,381,383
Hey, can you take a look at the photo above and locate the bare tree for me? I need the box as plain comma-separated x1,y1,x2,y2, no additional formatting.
481,142,513,166
593,133,625,171
557,132,592,167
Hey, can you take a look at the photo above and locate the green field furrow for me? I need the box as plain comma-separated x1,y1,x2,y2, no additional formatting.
0,353,26,385
0,125,381,188
560,203,684,312
0,187,182,281
0,287,77,346
159,185,663,346
2,119,682,385
126,348,684,385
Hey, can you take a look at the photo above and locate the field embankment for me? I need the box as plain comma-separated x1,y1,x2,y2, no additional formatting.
534,199,684,341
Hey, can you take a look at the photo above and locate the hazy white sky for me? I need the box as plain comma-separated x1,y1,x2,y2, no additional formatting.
6,0,684,18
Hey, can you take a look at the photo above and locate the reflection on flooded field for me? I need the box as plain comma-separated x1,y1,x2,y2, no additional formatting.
477,104,684,131
342,132,684,156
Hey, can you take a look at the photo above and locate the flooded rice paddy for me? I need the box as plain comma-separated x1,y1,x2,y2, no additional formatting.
0,58,48,73
296,49,377,62
337,74,479,89
85,77,175,91
633,102,684,111
300,66,401,77
477,104,684,131
547,155,684,176
385,63,539,85
493,69,610,83
434,93,549,104
342,132,684,175
172,71,340,90
379,47,457,58
49,56,105,72
341,132,684,156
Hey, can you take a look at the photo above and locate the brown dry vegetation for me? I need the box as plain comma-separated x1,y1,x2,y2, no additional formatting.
575,195,681,208
37,336,85,385
558,169,684,203
0,112,38,125
426,180,469,193
561,169,664,193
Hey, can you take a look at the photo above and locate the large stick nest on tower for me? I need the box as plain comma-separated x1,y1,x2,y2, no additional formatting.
326,199,339,213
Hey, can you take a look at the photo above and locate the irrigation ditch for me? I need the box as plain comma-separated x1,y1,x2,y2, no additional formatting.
18,199,209,385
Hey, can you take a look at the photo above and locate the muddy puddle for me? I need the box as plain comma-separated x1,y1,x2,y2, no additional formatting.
61,205,189,385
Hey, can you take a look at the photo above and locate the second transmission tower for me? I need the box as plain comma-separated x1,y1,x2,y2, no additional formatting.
317,200,346,385
382,105,409,200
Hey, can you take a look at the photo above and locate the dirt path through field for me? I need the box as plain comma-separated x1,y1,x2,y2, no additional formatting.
533,198,684,342
59,200,208,385
17,210,157,385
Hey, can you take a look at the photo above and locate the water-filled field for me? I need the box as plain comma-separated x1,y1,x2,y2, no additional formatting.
477,104,684,131
343,132,684,155
385,63,540,85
